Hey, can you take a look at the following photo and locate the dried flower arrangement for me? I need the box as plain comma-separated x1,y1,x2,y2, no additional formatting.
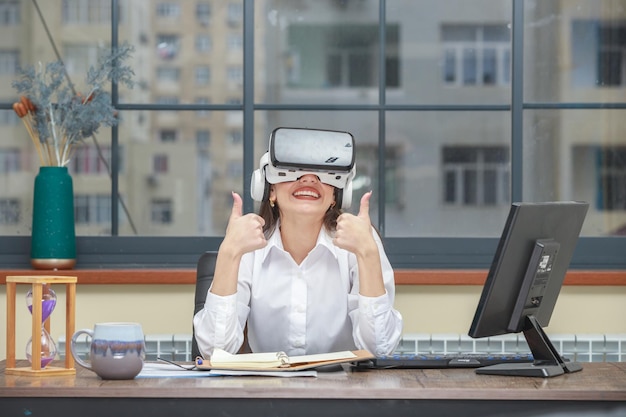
11,42,135,167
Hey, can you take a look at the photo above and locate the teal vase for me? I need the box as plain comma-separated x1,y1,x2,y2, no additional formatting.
30,166,76,270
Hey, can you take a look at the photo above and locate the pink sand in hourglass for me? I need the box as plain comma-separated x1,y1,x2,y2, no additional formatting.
28,299,57,322
40,357,54,367
26,351,56,368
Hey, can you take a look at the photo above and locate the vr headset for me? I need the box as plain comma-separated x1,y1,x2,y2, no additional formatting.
251,127,356,209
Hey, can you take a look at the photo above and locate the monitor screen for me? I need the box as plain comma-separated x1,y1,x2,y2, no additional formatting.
468,201,589,377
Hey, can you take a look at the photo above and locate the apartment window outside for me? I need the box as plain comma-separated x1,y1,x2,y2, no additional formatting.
228,130,242,145
195,35,212,53
597,147,626,211
156,3,180,18
151,199,172,224
195,66,211,85
156,67,180,82
0,0,19,25
227,66,243,85
74,194,111,225
153,154,168,174
62,0,111,24
70,145,111,175
443,146,509,206
0,148,20,173
227,34,243,51
0,199,19,225
159,129,177,143
227,2,243,26
0,110,19,126
597,23,626,87
196,130,211,150
196,3,211,22
442,24,511,86
156,96,179,115
156,34,180,60
195,98,211,117
286,24,400,89
0,50,19,75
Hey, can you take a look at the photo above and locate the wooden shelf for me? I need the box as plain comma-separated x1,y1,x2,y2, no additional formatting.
2,269,626,286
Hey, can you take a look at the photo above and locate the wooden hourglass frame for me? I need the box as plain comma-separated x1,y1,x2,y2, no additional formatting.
5,275,77,376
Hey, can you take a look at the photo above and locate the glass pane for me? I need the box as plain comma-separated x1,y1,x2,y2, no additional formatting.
525,0,626,102
120,0,244,104
385,111,511,237
257,0,381,105
116,110,243,236
254,111,379,218
386,0,512,104
524,109,626,236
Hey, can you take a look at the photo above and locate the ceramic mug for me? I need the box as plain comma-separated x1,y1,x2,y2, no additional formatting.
70,322,145,380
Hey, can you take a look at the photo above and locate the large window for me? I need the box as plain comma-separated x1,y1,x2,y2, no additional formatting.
0,0,625,269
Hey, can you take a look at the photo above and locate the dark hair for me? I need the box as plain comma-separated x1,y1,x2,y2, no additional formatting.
259,188,343,237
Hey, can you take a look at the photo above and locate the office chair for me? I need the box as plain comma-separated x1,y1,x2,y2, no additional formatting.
191,251,217,359
191,251,250,359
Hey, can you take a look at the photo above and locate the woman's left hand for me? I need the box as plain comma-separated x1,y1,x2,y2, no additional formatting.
333,191,378,257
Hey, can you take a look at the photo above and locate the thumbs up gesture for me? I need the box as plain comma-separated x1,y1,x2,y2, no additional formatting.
222,192,267,257
333,191,377,257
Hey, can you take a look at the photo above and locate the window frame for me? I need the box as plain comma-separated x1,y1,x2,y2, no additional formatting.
1,0,625,271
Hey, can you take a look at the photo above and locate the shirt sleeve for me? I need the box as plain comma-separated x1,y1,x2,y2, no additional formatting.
192,291,243,357
349,231,404,356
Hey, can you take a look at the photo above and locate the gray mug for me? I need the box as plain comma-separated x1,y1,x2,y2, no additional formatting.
70,322,145,380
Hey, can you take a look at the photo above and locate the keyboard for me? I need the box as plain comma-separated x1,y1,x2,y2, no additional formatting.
360,353,534,369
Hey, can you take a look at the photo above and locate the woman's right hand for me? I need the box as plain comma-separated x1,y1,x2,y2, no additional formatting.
221,192,267,257
210,192,267,296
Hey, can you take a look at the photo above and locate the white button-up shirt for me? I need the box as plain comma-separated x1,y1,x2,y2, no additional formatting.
193,226,403,357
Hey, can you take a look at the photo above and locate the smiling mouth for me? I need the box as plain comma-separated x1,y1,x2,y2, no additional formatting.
293,190,320,198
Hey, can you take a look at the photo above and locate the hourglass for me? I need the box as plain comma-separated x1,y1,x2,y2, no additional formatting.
5,275,77,376
25,283,58,368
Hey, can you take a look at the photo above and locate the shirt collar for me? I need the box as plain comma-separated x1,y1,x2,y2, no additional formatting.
260,221,338,263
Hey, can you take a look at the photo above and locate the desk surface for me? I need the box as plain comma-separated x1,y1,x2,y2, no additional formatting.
2,361,626,417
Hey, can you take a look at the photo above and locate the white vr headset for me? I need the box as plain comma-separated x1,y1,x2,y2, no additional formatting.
250,127,356,209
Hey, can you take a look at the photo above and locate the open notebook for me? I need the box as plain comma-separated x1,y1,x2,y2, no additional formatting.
195,348,374,372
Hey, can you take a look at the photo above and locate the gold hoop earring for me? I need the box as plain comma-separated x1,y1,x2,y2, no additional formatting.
330,201,336,209
269,199,275,208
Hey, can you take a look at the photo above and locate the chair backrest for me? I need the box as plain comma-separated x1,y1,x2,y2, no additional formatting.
191,251,218,359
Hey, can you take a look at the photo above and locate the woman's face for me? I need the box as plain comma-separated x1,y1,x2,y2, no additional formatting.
270,174,336,217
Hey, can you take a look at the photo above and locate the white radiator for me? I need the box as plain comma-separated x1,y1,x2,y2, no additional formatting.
395,333,626,362
58,333,626,362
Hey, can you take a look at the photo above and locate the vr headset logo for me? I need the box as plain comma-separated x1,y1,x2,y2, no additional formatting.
251,127,357,209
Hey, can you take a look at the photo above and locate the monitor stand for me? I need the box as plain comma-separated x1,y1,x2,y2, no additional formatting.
475,315,583,377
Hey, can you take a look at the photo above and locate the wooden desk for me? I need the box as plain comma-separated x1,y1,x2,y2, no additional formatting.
2,360,626,417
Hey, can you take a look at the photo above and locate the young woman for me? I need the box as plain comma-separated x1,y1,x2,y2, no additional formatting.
193,148,403,358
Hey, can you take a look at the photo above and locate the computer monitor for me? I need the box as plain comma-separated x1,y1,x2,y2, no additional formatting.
468,201,589,377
